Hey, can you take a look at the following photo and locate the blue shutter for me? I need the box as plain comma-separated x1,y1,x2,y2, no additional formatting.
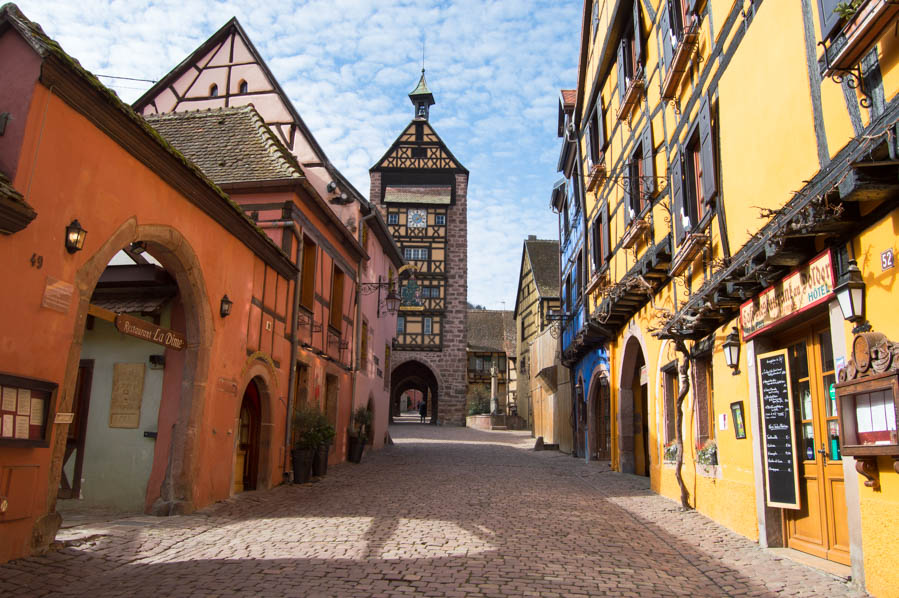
660,2,673,75
641,123,655,197
670,148,686,246
698,96,717,203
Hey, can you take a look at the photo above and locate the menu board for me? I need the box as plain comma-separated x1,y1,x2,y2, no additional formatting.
0,383,50,442
757,350,800,509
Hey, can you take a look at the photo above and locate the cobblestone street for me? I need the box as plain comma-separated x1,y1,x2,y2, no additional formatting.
0,421,866,597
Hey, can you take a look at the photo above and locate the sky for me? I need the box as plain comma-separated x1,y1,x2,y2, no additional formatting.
16,0,580,310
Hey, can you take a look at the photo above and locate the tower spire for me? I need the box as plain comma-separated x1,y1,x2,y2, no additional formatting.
409,69,435,121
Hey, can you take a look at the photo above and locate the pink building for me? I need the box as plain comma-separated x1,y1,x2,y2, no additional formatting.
133,18,403,452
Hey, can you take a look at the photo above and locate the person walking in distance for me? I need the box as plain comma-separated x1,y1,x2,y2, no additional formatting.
418,399,427,423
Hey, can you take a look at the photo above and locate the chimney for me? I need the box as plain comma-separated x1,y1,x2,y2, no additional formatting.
528,234,536,240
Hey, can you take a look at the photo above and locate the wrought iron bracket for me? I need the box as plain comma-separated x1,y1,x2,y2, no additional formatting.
818,40,873,109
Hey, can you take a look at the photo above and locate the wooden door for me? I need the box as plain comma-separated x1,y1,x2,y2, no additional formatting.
594,383,611,460
783,324,850,565
234,382,260,494
58,360,93,499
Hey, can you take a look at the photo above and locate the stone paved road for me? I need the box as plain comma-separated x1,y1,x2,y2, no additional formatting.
0,421,867,597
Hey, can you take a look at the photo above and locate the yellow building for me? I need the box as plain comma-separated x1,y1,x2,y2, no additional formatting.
564,1,899,594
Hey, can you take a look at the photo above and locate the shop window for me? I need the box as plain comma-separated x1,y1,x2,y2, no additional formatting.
693,356,715,445
300,237,316,311
664,364,679,442
330,266,345,330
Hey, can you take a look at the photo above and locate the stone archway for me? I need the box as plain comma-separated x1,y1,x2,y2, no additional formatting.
391,360,440,424
39,219,214,544
587,369,611,460
618,334,649,475
236,362,277,491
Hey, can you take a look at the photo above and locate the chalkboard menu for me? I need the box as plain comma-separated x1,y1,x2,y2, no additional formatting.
757,349,800,509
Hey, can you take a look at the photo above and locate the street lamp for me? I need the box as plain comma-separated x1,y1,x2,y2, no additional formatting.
220,294,233,318
65,219,87,253
723,327,741,375
834,259,869,332
360,277,401,317
384,288,401,314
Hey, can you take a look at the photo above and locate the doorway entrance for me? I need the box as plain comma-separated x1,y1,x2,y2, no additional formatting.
234,380,261,494
780,321,849,565
619,336,650,475
589,376,611,460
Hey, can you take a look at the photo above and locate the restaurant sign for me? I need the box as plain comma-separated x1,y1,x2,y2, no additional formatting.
115,314,186,351
740,250,835,340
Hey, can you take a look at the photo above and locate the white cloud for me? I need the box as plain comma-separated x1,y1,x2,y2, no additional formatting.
15,0,579,308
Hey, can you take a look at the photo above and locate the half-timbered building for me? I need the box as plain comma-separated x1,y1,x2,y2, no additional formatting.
371,72,469,425
465,310,515,416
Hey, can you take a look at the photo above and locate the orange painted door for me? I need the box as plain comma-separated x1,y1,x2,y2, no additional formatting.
783,324,850,565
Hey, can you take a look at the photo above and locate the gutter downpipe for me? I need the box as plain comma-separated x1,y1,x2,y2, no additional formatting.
282,227,302,481
353,211,380,416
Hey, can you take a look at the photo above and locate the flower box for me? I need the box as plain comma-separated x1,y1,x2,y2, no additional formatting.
822,0,899,76
616,75,645,121
621,218,650,250
585,162,606,192
670,233,708,276
661,22,699,100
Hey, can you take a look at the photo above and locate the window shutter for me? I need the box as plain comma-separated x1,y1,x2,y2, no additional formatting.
660,2,673,74
698,96,717,203
591,221,601,270
602,203,611,262
670,148,686,246
641,123,655,197
818,0,842,40
617,41,627,103
624,164,633,227
633,0,643,69
597,99,607,149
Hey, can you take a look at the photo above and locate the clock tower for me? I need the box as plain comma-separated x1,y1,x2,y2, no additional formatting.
370,71,469,425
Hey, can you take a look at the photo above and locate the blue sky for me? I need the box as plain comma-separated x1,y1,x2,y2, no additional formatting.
17,0,580,309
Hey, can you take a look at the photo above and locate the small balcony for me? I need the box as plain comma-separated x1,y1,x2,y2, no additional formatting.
821,0,899,77
616,73,645,121
661,22,700,100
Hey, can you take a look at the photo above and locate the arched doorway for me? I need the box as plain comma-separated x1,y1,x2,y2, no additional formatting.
619,336,650,476
234,380,261,493
588,373,611,460
52,222,214,522
390,360,439,424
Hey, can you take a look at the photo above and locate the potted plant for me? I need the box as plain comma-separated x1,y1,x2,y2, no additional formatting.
311,411,335,477
347,406,372,463
291,404,321,484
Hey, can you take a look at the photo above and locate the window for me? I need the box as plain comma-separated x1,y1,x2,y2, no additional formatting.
300,237,316,310
586,103,604,167
817,0,844,41
626,124,655,226
330,266,345,330
411,146,427,158
209,83,219,97
387,212,399,225
423,317,433,335
435,214,446,225
592,1,600,38
671,98,718,244
693,356,715,444
663,365,679,442
616,1,643,101
404,247,428,261
397,316,405,334
591,219,603,272
671,96,717,246
422,286,440,298
520,316,527,341
238,79,248,94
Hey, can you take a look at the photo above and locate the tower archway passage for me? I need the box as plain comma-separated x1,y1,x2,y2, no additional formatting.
391,360,439,425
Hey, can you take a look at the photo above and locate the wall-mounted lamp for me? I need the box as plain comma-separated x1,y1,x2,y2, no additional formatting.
220,294,233,318
130,241,147,254
834,259,869,333
65,219,87,254
723,327,741,375
391,337,398,350
149,354,166,369
361,278,401,316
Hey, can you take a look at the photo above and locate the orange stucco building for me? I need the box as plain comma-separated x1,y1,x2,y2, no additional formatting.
0,5,302,562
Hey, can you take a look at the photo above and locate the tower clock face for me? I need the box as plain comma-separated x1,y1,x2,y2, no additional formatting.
408,209,427,228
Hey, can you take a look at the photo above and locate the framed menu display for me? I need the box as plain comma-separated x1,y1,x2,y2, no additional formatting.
756,349,801,509
0,372,57,447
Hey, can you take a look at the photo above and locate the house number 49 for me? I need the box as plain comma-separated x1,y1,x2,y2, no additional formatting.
882,249,895,272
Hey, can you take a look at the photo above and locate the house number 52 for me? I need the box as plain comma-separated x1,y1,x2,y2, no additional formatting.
882,249,895,272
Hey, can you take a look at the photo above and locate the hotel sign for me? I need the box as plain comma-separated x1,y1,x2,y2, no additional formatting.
740,251,835,340
115,314,186,351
